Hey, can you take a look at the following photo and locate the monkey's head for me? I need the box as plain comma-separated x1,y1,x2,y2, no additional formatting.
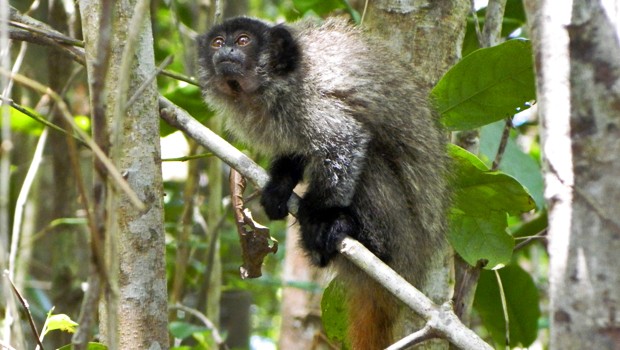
198,17,300,97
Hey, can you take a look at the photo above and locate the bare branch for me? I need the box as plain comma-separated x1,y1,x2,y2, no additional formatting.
169,303,229,350
0,69,146,211
482,0,507,47
3,271,45,350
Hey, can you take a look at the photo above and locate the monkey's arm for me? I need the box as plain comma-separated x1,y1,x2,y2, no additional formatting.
297,126,370,266
260,154,306,220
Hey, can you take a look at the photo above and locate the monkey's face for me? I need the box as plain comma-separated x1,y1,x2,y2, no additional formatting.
199,18,300,98
198,18,269,96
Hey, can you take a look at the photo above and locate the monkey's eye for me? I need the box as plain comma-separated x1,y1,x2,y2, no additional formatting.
236,34,251,46
211,37,225,49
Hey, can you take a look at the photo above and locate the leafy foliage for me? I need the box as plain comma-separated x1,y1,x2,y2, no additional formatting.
432,39,536,131
448,145,534,268
321,280,350,349
43,313,79,335
474,266,541,348
480,121,545,208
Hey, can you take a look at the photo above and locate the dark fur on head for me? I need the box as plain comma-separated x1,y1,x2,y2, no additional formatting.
197,17,299,97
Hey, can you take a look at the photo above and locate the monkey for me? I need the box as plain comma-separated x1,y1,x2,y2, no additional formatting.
197,16,450,349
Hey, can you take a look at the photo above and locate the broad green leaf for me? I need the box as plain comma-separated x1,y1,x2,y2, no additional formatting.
474,266,541,348
448,145,535,268
44,314,78,335
480,120,545,209
321,280,350,349
433,39,536,131
450,145,536,215
449,210,513,269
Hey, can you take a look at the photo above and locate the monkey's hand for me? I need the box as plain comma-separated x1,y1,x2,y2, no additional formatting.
260,154,306,220
297,203,357,266
260,180,294,220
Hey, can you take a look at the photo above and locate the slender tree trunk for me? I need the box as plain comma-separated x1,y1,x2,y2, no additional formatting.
526,0,620,348
79,0,168,348
279,218,329,350
365,1,468,348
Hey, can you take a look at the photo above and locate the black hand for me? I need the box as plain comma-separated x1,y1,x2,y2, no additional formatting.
260,154,306,220
260,180,294,220
297,203,357,266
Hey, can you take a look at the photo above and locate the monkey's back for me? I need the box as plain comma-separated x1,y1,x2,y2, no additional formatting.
295,18,450,289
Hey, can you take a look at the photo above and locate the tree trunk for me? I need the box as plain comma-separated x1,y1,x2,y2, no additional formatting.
279,218,329,350
525,0,620,348
78,0,169,348
365,1,468,348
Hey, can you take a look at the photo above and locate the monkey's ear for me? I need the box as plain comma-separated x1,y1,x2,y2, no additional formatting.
268,25,300,75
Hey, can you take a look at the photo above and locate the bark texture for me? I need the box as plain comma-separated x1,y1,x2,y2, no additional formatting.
79,0,168,348
525,0,620,348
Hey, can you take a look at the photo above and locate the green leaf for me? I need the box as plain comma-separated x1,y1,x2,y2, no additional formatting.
1,105,44,135
433,39,536,131
73,115,91,132
44,314,78,335
450,145,536,215
321,280,350,348
169,321,208,340
449,210,513,269
474,266,541,348
448,145,535,268
480,120,545,209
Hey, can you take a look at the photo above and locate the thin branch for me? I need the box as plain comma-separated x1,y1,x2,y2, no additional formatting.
470,0,484,47
492,117,512,171
9,9,198,89
3,99,87,144
71,269,102,350
162,152,213,162
482,0,507,47
126,55,173,108
160,69,200,86
169,303,229,350
514,229,548,251
8,20,83,47
3,271,45,350
340,238,492,350
8,27,84,64
159,97,270,188
387,324,436,350
8,128,48,280
494,270,510,347
0,69,146,211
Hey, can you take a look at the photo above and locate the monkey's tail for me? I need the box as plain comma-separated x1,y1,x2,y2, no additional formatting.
347,279,397,350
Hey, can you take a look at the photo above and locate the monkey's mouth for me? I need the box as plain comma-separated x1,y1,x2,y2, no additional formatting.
216,61,244,77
